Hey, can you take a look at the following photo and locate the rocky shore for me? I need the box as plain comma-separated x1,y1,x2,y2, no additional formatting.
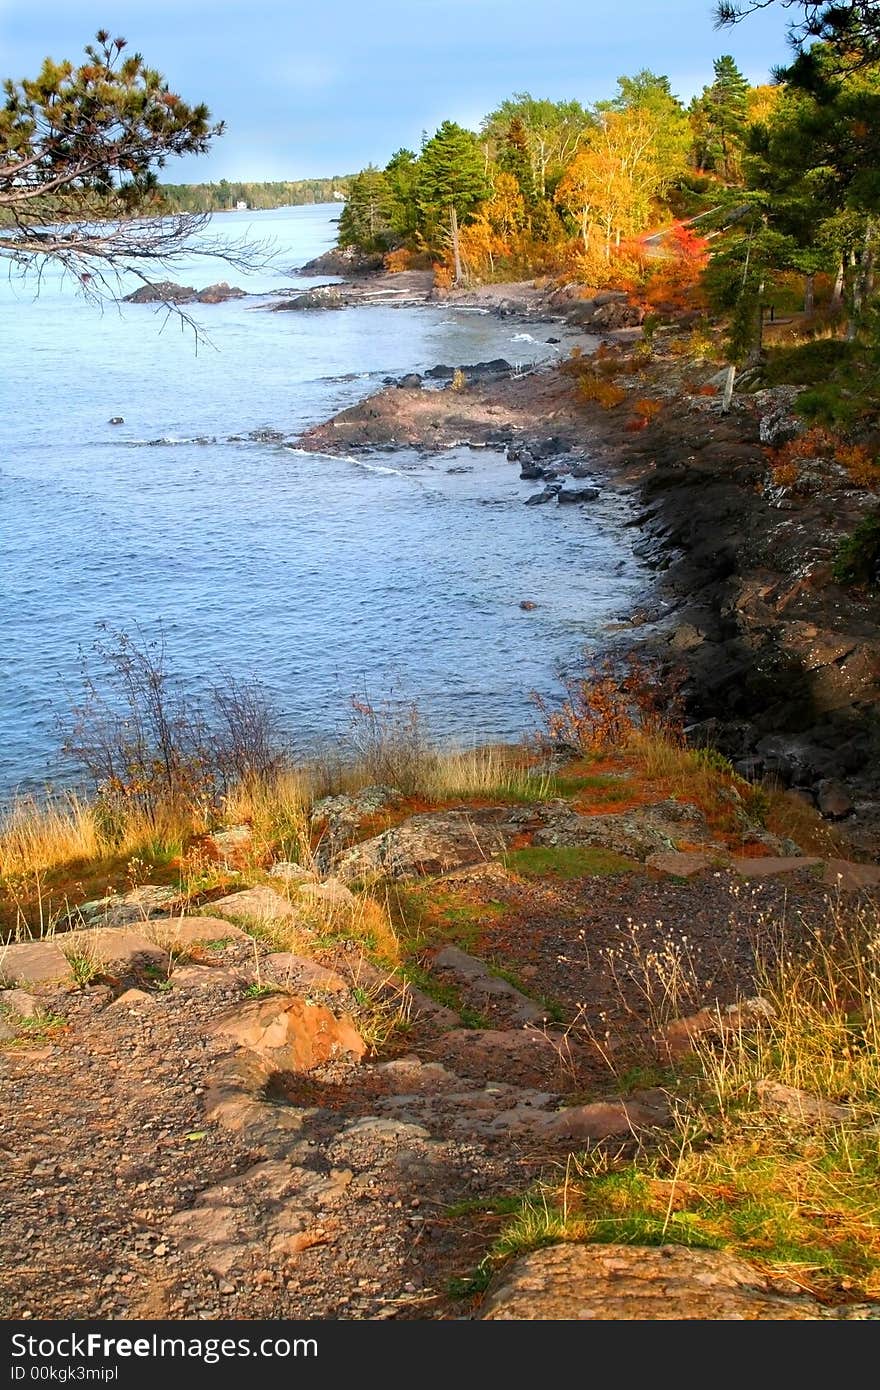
296,324,880,855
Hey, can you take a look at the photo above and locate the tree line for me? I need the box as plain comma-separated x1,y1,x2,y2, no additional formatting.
158,176,352,212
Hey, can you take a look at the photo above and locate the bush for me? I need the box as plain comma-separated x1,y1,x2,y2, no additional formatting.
832,510,880,589
61,625,288,825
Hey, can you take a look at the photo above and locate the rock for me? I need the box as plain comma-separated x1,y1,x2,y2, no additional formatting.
334,809,511,882
59,925,165,968
397,374,422,389
202,824,253,868
209,995,365,1067
669,623,705,653
556,487,599,504
432,946,548,1025
194,282,246,303
268,861,318,884
208,887,300,928
519,466,545,480
310,786,402,844
108,416,124,425
540,1095,669,1141
821,859,880,891
756,1080,851,1125
816,780,854,820
519,600,538,611
646,850,715,878
122,281,197,304
1,988,39,1018
660,997,776,1060
266,954,349,994
731,856,820,878
0,940,70,986
152,917,249,947
76,884,181,927
755,386,805,447
108,988,153,1009
524,488,557,506
480,1243,832,1320
296,877,357,912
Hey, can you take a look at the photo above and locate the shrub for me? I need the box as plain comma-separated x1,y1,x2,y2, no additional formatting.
61,625,288,826
533,655,685,756
832,510,880,589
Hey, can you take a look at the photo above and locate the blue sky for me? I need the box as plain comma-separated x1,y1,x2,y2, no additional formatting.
0,0,795,181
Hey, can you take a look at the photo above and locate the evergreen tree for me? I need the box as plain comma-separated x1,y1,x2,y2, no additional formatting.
383,148,421,242
417,121,490,282
692,55,751,180
337,166,392,251
498,117,537,208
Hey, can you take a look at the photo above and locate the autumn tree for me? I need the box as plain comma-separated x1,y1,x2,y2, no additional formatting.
0,31,259,301
417,121,489,283
555,108,671,261
481,94,593,199
498,116,537,208
600,70,692,179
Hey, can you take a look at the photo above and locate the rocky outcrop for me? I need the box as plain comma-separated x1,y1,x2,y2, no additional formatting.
122,281,246,305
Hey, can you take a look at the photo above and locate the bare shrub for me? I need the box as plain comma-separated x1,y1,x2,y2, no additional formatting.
61,624,288,828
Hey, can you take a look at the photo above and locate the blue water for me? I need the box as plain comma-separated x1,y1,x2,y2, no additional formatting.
0,204,645,792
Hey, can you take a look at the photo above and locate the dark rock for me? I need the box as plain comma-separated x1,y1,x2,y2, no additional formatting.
195,282,246,304
122,281,196,305
108,417,124,425
519,601,538,611
557,487,599,504
524,489,557,507
424,359,512,382
297,247,383,276
734,756,765,781
519,467,545,481
547,337,561,344
397,374,423,389
816,780,854,820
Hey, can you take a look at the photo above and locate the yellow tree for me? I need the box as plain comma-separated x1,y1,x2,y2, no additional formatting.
555,109,669,259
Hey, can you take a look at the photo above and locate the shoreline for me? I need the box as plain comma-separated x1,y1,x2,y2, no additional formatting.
293,306,880,857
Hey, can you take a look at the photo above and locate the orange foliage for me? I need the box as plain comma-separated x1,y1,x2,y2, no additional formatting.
384,248,414,273
633,397,663,420
432,261,454,291
835,443,880,490
578,376,627,408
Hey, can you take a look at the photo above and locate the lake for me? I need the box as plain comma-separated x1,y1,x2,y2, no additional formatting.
0,203,645,793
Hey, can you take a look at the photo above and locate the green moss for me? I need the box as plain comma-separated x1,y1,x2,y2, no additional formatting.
503,845,640,879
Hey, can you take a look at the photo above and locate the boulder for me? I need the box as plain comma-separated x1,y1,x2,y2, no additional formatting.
816,779,854,820
334,809,512,882
480,1243,836,1320
755,386,805,448
556,487,599,504
194,282,246,303
122,281,196,304
209,995,365,1068
202,824,253,868
207,887,300,928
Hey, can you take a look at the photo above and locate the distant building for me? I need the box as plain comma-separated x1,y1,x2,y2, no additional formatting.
235,200,248,211
332,190,346,201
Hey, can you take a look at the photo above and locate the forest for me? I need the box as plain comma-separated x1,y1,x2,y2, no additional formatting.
335,36,880,381
158,175,351,211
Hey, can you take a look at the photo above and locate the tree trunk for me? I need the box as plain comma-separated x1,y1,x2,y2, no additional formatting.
450,205,463,285
831,257,845,310
803,272,815,315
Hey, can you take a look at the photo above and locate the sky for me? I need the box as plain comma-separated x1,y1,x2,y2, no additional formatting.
0,0,797,182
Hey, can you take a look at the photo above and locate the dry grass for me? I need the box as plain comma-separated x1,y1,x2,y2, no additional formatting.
485,896,880,1302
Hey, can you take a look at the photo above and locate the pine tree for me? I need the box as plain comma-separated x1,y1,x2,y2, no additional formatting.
417,121,490,283
498,117,537,208
692,54,750,180
338,166,392,251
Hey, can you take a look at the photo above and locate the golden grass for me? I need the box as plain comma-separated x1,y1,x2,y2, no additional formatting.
0,793,103,878
483,897,880,1302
